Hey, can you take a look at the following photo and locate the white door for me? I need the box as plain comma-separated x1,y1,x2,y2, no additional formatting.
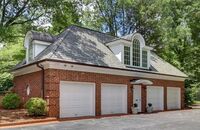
101,83,127,115
59,81,95,118
167,87,181,109
133,85,142,112
147,86,164,111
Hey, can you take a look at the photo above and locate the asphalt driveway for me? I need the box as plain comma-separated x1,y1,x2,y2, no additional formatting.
2,109,200,130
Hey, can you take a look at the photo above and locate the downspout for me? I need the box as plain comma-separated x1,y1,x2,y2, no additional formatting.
36,63,45,99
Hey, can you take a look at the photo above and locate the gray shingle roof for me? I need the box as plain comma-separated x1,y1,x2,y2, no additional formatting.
32,25,125,68
14,25,187,78
150,52,187,77
29,31,57,43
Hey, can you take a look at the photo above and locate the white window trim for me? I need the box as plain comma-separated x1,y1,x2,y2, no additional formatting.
26,43,29,63
27,41,34,63
123,45,150,69
142,49,148,68
32,40,51,46
25,40,50,63
122,33,151,69
123,46,131,65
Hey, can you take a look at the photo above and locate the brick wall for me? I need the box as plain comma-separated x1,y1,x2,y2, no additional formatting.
44,69,133,117
13,71,42,104
13,68,185,117
45,69,184,117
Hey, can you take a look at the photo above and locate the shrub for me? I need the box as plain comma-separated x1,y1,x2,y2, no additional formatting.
0,73,13,94
2,93,20,109
185,87,196,106
25,98,47,116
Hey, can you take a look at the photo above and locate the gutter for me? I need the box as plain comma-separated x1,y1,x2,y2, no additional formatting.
36,63,45,99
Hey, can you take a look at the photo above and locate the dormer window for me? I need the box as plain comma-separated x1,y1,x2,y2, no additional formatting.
26,41,48,63
107,33,151,69
142,50,148,68
122,33,151,69
24,31,54,64
124,46,130,65
132,39,140,66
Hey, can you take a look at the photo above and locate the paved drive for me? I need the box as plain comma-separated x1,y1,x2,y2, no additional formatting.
2,109,200,130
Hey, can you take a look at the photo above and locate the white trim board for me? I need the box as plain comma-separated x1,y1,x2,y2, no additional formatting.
12,61,186,81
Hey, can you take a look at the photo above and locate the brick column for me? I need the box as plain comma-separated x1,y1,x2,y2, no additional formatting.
181,86,185,109
128,84,133,114
95,82,101,116
45,69,60,117
164,86,167,110
141,85,147,112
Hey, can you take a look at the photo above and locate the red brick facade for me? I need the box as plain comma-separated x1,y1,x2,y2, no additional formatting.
13,69,185,117
13,71,42,104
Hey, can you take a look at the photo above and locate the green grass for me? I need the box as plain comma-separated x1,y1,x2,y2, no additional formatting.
194,100,200,105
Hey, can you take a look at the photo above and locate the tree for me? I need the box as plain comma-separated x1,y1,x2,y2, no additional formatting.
49,1,80,34
81,0,127,36
0,0,49,43
82,0,200,104
0,39,25,93
0,0,81,92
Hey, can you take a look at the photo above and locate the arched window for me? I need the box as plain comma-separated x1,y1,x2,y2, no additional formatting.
123,33,149,68
132,39,140,66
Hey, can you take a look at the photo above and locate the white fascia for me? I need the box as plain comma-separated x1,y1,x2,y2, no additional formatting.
12,61,186,81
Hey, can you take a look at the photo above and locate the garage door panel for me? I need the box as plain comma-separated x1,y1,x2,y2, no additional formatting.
147,86,164,111
101,84,127,115
60,81,95,118
167,87,181,109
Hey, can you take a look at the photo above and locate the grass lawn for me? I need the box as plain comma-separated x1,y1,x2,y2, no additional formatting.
194,100,200,105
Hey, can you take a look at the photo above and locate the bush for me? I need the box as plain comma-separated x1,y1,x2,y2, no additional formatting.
0,73,13,94
2,93,20,109
25,98,47,116
185,87,196,106
184,79,199,106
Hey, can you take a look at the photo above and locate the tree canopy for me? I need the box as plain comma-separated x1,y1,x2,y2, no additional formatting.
0,0,199,102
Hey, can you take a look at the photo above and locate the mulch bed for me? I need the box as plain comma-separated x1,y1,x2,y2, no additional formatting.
0,95,4,109
0,109,57,127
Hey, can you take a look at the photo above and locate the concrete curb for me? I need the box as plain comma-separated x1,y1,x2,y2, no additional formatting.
0,118,57,128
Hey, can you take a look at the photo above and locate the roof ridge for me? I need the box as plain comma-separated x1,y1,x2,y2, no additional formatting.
32,26,74,61
68,25,136,44
69,24,118,38
29,30,55,37
48,28,71,59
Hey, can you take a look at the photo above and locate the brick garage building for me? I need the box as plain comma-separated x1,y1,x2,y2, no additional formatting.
12,25,187,118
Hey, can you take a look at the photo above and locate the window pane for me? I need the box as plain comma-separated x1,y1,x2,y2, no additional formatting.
132,39,140,66
142,50,148,68
124,46,130,65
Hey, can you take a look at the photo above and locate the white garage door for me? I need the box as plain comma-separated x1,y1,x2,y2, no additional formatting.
147,86,164,111
101,83,127,115
167,87,181,110
60,81,95,118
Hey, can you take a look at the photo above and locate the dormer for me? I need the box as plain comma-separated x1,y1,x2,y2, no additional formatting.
24,31,55,64
107,33,152,69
